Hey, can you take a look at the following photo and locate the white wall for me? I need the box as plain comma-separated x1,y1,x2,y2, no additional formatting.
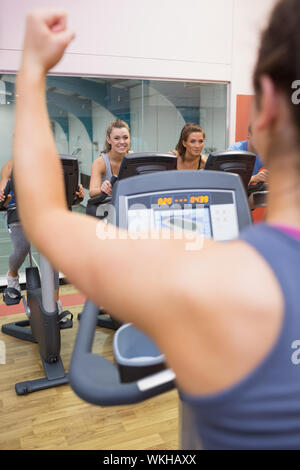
230,0,277,143
0,0,233,80
0,0,277,142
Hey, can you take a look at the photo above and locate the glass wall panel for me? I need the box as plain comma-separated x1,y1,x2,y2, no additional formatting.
0,74,228,282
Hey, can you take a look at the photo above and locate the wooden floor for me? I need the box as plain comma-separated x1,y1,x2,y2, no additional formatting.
0,285,179,450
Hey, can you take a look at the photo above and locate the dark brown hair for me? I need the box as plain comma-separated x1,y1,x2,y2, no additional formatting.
176,123,206,161
102,118,130,153
253,0,300,132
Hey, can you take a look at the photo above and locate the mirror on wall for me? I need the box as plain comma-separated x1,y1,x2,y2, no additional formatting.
0,74,228,281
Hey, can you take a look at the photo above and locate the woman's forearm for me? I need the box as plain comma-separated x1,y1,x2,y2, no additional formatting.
89,188,101,198
0,159,13,181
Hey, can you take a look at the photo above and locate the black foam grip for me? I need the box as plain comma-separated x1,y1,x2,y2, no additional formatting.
87,175,118,206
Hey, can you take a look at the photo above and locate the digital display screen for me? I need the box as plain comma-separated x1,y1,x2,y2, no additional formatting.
126,190,239,241
127,207,212,238
154,207,212,238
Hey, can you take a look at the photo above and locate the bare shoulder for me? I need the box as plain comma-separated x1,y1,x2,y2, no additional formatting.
161,239,284,395
201,154,208,168
174,238,283,323
91,155,106,173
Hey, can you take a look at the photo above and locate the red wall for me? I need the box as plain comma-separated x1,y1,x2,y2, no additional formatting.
235,94,253,141
236,94,265,223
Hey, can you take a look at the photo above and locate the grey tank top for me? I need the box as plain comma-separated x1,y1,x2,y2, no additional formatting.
179,224,300,449
101,153,113,183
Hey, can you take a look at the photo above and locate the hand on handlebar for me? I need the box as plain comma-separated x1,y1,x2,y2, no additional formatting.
0,194,11,206
100,180,113,196
0,190,6,202
76,184,84,199
250,169,269,185
0,180,11,205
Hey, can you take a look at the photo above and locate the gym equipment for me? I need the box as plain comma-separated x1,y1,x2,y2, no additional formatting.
69,169,252,449
1,155,82,395
204,150,256,191
0,179,22,305
86,175,118,218
248,180,268,209
80,152,177,330
86,152,177,218
252,189,268,208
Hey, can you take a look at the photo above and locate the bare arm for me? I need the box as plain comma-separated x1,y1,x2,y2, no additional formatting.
13,10,283,397
0,159,13,202
14,9,192,356
0,159,13,182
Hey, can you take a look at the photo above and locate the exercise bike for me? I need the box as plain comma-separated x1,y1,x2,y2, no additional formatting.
79,152,178,330
69,168,253,449
1,155,83,395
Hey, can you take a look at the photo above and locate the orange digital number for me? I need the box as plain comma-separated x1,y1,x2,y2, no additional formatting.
190,195,209,204
158,197,172,206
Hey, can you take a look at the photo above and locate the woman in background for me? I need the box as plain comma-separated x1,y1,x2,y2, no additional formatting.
89,119,130,197
172,123,207,170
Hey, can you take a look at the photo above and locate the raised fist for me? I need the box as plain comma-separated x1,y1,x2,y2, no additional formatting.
22,9,75,74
